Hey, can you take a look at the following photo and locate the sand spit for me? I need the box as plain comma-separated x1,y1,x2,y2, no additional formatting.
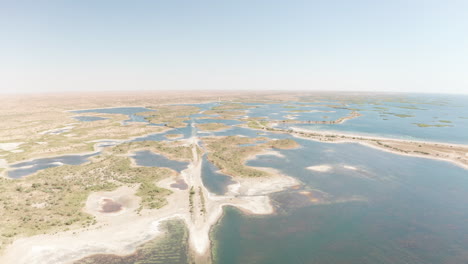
0,159,7,169
0,138,299,264
227,168,298,196
284,127,468,170
39,125,75,135
343,165,358,170
270,110,361,125
248,149,285,160
307,165,333,172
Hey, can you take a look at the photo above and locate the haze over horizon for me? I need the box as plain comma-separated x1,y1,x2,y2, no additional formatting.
1,0,467,94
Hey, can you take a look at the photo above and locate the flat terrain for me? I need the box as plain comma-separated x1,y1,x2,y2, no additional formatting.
1,91,467,264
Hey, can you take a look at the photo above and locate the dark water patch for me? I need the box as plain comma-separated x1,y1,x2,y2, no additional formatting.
131,150,188,173
170,179,188,190
99,199,123,213
237,143,257,147
75,220,189,264
73,116,108,122
201,155,235,195
8,153,97,179
98,144,117,148
271,189,331,214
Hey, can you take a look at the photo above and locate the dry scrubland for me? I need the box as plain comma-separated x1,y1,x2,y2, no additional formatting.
0,140,195,251
137,105,201,128
1,115,168,164
195,123,230,132
204,136,299,178
0,91,305,256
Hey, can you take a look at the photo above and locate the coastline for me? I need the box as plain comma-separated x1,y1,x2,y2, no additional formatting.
289,127,468,170
291,127,468,148
0,137,299,264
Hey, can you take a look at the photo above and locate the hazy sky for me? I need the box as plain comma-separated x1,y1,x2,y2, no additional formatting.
1,0,467,94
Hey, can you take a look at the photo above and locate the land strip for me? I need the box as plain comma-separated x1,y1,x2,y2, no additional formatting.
269,110,362,125
245,124,468,170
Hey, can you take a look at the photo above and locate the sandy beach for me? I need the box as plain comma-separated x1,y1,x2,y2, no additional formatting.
307,165,333,172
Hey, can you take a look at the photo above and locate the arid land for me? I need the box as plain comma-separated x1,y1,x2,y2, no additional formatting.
0,91,467,264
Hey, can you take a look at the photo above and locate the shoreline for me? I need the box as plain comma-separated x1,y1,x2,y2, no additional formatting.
0,129,175,180
289,127,468,170
236,123,468,171
291,127,468,148
0,137,299,264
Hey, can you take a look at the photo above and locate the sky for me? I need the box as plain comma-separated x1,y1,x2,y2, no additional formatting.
1,0,467,94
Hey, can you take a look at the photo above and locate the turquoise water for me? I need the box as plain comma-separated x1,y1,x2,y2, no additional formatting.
213,137,468,264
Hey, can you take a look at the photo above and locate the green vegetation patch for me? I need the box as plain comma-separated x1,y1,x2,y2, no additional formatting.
396,105,427,110
265,139,300,149
196,123,231,132
212,103,255,110
393,114,414,118
203,109,247,118
3,115,168,164
164,134,183,139
382,112,414,118
246,120,268,129
373,107,389,110
439,120,452,123
413,123,452,128
139,105,201,128
0,153,174,250
204,136,269,178
75,219,189,264
112,141,193,162
204,136,299,178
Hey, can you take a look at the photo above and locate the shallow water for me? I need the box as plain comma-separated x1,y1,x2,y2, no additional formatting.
72,107,154,123
244,102,348,122
8,153,97,179
72,116,108,122
131,150,189,173
200,155,235,195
